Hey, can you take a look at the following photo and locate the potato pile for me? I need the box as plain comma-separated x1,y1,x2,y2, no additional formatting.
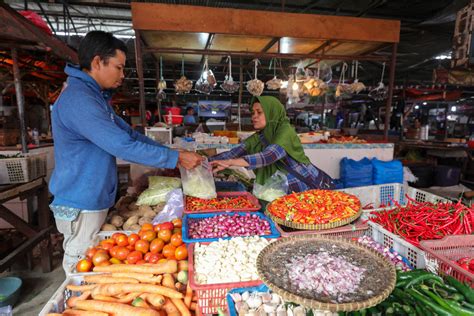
102,196,164,231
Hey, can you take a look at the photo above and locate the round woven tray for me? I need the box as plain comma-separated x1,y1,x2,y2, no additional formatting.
264,205,362,231
256,235,396,312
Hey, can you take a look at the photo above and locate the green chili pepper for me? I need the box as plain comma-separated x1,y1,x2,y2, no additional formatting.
407,288,455,316
445,276,474,304
404,274,443,289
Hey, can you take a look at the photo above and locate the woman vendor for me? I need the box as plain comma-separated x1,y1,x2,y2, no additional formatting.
210,96,334,192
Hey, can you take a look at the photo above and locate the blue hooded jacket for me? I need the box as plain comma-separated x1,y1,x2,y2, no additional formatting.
49,64,179,210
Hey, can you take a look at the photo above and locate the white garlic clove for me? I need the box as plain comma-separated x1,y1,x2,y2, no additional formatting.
259,293,272,303
293,306,305,316
242,291,250,301
263,303,278,313
270,294,281,305
231,293,242,302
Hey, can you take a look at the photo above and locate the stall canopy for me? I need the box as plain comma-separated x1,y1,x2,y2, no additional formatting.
131,3,400,140
0,3,77,152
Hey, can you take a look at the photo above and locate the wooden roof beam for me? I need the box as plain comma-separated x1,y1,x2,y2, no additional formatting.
132,3,400,44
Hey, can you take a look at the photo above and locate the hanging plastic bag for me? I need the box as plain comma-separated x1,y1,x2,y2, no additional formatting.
179,158,217,199
350,61,366,94
369,62,388,101
252,170,288,202
136,176,182,206
195,56,216,94
156,56,167,100
152,189,184,224
335,62,352,98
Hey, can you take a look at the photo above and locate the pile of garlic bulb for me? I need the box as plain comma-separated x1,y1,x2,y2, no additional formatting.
229,291,338,316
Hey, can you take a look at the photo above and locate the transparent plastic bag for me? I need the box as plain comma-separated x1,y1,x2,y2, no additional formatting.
179,158,217,199
252,170,288,202
152,189,184,224
136,176,182,206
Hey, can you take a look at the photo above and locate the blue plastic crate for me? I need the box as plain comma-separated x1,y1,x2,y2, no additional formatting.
215,181,246,192
227,284,270,316
182,212,280,243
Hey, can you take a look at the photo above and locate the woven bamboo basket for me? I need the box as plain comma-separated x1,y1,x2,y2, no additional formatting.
264,206,362,230
256,234,396,312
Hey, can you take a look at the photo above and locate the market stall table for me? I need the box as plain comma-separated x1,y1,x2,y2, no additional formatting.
0,177,53,272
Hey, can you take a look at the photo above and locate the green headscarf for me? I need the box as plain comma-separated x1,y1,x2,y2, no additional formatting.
244,96,310,185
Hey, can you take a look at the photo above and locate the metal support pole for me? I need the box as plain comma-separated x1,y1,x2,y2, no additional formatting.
238,58,243,131
384,43,398,141
134,31,147,127
11,48,28,153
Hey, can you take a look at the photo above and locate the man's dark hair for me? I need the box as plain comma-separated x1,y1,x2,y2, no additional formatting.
78,31,128,70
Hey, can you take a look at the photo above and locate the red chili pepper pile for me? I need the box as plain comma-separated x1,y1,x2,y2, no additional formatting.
370,196,473,247
267,190,360,224
186,196,256,211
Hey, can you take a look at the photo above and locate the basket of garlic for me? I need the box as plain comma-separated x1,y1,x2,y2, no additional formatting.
227,284,338,316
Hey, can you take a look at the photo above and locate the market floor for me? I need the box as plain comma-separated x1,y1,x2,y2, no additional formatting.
1,254,65,316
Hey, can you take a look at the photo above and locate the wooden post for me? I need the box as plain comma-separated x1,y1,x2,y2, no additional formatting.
11,48,28,153
134,31,147,127
384,43,398,141
238,57,243,131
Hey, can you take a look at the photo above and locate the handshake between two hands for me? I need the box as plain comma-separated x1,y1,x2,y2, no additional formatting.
177,151,249,173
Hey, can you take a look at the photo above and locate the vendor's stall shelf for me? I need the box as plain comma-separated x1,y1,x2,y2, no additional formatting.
39,274,86,316
367,221,426,269
184,191,261,213
188,242,263,315
420,235,474,287
274,219,368,238
182,212,280,243
0,153,46,184
339,183,448,219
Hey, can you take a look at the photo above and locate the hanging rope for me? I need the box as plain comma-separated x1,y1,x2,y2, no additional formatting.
380,62,386,83
227,55,232,78
338,62,348,84
160,56,163,80
269,58,277,77
317,61,321,79
252,58,261,79
181,54,185,77
354,60,359,82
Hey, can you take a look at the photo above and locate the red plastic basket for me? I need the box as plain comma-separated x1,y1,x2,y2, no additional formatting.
420,235,474,287
188,242,263,314
184,191,261,214
274,218,369,238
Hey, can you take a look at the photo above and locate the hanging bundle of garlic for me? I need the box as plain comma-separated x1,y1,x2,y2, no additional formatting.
174,56,193,94
247,59,264,96
195,56,217,95
350,61,366,94
221,56,240,94
265,58,282,90
156,56,167,100
368,62,388,101
303,63,329,97
335,62,351,98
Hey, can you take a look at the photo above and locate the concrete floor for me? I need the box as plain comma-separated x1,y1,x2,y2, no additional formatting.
1,254,66,316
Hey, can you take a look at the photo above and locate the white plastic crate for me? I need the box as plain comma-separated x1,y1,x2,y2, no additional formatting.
339,183,448,219
0,153,47,184
39,275,85,316
367,221,426,269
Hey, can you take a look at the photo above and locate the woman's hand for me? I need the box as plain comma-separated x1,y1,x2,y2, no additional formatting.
211,158,249,173
178,151,203,169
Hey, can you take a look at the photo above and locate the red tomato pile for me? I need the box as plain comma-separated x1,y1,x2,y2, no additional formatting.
267,190,360,225
76,218,187,272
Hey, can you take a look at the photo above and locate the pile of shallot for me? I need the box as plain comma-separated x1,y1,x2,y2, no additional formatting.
357,236,411,271
287,252,366,303
187,213,271,239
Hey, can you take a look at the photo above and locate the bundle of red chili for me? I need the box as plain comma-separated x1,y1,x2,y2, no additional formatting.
369,196,473,247
267,190,360,224
186,195,256,211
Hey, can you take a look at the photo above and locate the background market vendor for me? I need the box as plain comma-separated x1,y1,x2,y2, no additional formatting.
210,96,334,192
49,31,203,273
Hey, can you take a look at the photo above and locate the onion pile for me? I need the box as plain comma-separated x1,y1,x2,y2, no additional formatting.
188,213,271,239
357,236,411,271
287,252,366,303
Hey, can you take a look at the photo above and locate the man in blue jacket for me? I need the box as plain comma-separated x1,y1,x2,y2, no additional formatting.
49,31,203,272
